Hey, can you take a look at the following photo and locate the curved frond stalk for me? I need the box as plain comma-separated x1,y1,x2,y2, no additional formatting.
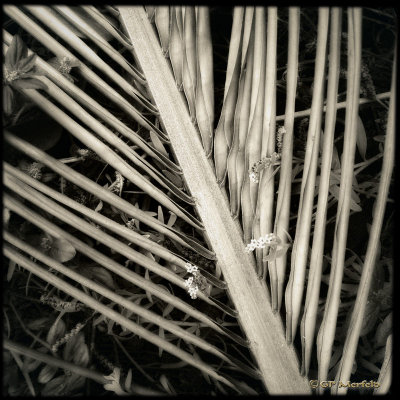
256,6,278,282
316,8,363,388
216,7,244,186
227,7,254,219
273,8,300,312
118,7,311,393
239,15,256,243
3,190,239,338
3,245,240,392
24,5,156,114
242,7,269,248
2,29,180,174
245,7,266,215
4,132,215,259
333,43,396,394
10,84,202,230
3,5,167,142
285,7,329,344
241,8,266,245
195,7,214,157
300,8,342,376
230,7,254,218
4,231,251,375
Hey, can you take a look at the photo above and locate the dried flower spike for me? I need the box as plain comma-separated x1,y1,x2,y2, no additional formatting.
276,126,286,154
248,153,281,183
51,321,85,353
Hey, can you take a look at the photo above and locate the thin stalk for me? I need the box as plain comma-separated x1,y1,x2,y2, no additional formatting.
3,245,239,392
4,132,214,259
333,43,396,395
256,6,278,282
3,5,167,141
300,8,342,376
285,7,329,344
4,231,251,374
215,6,244,185
273,7,300,312
226,7,253,215
241,7,266,244
316,8,363,387
238,12,256,242
245,6,266,214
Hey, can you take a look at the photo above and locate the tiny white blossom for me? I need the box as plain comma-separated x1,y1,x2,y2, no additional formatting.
249,171,259,183
185,262,198,274
185,276,194,287
188,285,199,299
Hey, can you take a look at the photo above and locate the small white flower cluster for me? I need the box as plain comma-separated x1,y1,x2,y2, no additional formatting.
185,262,198,274
245,233,277,253
184,276,199,299
184,262,200,299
